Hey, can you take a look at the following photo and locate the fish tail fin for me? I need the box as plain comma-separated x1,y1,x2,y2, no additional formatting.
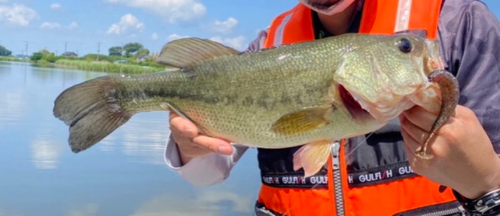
53,76,133,153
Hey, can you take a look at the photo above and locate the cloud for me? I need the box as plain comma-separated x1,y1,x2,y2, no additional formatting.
68,21,79,30
210,36,246,50
67,203,99,216
131,190,254,216
0,4,37,26
151,33,158,40
31,136,63,169
40,22,61,29
105,0,206,23
167,33,189,41
211,17,238,34
50,3,61,10
107,14,144,35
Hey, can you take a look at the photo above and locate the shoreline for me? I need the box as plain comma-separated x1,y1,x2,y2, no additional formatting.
0,59,167,74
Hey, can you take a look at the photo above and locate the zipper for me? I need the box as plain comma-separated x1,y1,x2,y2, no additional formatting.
418,206,468,216
331,141,345,216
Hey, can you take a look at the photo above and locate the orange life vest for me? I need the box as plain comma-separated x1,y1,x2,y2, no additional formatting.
256,1,459,216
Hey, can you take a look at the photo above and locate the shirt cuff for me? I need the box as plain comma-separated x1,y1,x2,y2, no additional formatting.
164,134,249,187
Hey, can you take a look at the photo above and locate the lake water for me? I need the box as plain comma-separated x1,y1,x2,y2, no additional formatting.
0,62,261,216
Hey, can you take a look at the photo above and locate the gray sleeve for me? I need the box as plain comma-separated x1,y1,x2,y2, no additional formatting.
164,135,249,187
438,0,500,153
244,30,268,52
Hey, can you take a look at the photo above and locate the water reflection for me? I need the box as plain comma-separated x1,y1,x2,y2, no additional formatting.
0,92,27,129
31,135,63,169
120,113,169,165
30,67,59,82
0,62,261,216
98,134,117,152
0,62,12,77
132,190,254,216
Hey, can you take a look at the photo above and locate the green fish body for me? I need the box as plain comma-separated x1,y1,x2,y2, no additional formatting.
54,33,458,176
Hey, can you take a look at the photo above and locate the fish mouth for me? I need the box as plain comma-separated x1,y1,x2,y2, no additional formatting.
339,83,423,124
338,85,371,119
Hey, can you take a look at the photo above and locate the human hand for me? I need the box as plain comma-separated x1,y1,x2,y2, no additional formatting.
400,105,500,199
169,112,233,165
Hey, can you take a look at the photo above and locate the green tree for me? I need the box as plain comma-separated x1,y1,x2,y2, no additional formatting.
30,49,59,63
40,49,53,56
31,52,43,61
39,49,57,62
136,48,150,56
109,46,123,56
123,42,143,57
0,45,12,56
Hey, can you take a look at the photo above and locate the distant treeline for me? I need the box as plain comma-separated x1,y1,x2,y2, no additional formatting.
0,42,172,73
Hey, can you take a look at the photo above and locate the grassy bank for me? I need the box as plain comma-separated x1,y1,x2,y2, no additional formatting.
54,59,165,74
0,56,28,62
0,56,169,74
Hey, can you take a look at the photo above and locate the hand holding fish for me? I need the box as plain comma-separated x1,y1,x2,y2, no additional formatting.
169,112,233,165
400,105,500,199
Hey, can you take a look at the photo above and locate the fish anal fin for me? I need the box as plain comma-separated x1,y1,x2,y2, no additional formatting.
271,106,332,135
293,140,333,177
157,38,239,68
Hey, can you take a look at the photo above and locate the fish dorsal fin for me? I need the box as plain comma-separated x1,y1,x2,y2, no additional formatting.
157,38,239,68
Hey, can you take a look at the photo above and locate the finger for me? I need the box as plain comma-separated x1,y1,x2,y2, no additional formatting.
400,115,424,153
400,114,429,148
401,128,416,162
169,114,198,138
169,111,179,119
402,106,437,132
192,135,233,155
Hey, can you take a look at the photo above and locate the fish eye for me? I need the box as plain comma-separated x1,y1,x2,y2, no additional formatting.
398,38,413,53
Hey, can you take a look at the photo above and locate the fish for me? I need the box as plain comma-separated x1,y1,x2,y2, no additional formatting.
53,33,459,177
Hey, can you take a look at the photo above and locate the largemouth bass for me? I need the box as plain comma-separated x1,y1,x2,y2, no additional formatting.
53,33,459,177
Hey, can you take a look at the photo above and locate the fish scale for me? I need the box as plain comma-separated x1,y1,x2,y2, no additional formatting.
53,33,458,177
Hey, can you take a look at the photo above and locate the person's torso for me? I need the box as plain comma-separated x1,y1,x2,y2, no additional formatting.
254,1,473,215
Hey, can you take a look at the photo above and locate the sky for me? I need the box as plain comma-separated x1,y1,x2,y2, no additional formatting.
0,0,499,56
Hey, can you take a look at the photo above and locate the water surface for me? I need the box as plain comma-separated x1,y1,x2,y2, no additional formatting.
0,62,260,216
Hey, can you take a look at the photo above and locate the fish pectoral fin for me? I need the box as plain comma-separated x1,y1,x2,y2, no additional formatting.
159,103,173,112
157,38,239,68
271,106,332,135
293,140,333,177
161,102,211,135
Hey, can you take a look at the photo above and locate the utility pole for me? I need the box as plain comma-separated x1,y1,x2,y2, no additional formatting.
64,41,67,53
24,41,28,56
97,42,101,61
